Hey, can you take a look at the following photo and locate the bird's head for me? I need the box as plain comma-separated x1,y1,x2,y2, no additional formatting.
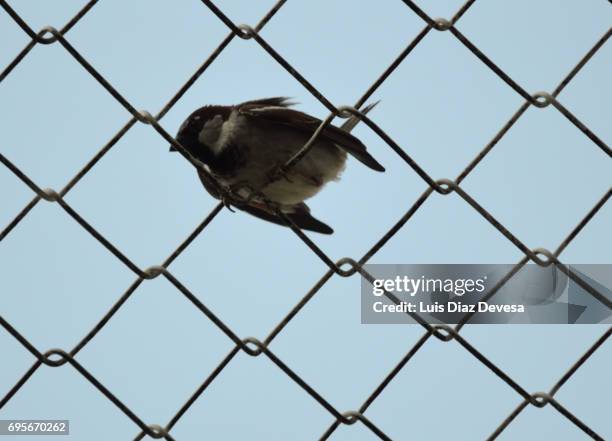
170,106,230,163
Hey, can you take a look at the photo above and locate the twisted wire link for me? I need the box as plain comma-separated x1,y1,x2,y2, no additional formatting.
0,0,610,440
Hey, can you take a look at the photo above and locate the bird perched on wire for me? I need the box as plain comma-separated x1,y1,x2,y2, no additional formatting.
172,97,384,234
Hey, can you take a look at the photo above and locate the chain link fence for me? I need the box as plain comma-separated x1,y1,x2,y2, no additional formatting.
1,1,610,440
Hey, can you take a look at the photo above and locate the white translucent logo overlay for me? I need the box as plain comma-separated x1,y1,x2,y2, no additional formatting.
360,264,612,324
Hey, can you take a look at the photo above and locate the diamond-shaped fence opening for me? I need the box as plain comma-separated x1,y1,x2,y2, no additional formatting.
1,1,610,440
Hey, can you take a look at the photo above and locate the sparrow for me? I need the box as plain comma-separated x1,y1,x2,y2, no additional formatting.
171,97,384,234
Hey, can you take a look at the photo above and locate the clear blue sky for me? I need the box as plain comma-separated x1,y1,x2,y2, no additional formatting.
1,1,610,440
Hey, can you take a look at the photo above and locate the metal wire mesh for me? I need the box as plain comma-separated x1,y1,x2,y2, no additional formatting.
1,1,610,440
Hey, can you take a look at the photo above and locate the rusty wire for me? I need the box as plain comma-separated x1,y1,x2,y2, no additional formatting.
1,0,610,440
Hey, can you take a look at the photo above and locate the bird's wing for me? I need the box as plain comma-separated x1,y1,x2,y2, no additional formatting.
238,100,385,172
197,170,333,234
239,97,294,108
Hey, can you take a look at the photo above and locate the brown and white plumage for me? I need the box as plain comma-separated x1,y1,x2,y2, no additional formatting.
172,97,383,234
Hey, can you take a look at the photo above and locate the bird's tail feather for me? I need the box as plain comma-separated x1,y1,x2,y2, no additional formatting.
340,100,379,133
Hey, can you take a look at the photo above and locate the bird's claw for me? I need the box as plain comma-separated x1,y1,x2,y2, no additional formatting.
221,195,236,212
